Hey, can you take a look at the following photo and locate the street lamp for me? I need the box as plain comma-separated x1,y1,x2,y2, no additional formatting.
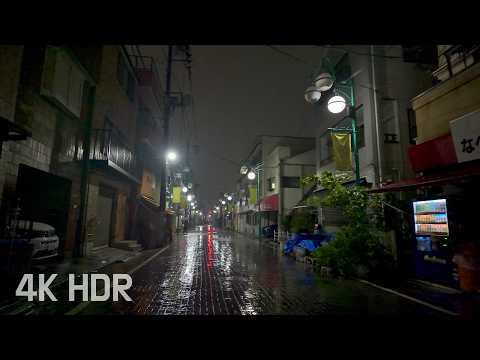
227,195,233,201
182,186,188,193
304,58,360,183
166,150,178,162
327,95,347,114
247,170,256,180
187,194,193,202
304,86,321,104
221,200,226,205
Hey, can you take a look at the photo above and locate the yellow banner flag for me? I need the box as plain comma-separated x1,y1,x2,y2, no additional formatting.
249,186,257,204
331,132,352,171
180,196,187,209
172,186,181,204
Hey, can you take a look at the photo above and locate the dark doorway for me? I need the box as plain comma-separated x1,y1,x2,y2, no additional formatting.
16,164,72,260
95,186,115,248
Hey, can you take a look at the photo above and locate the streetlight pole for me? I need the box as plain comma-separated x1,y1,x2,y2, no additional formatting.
159,45,173,212
257,168,261,238
345,81,361,183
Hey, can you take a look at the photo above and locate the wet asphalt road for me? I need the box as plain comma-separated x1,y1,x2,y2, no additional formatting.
83,230,449,316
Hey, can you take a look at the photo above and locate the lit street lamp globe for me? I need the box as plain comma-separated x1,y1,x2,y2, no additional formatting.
327,95,347,114
240,166,249,175
314,72,334,92
182,186,188,193
247,171,256,180
221,200,226,205
227,195,233,201
167,151,177,162
304,86,321,104
187,194,193,202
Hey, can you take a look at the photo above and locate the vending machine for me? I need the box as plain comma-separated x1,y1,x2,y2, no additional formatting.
412,199,457,286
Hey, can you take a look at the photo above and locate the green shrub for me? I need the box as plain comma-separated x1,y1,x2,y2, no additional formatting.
305,171,394,278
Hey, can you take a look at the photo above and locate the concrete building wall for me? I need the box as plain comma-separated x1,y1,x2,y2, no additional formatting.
315,45,433,186
0,46,24,208
0,46,23,121
93,46,138,148
1,83,57,206
412,60,480,145
85,45,140,252
282,150,316,214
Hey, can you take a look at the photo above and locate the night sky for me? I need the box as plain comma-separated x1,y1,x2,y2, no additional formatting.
140,46,345,210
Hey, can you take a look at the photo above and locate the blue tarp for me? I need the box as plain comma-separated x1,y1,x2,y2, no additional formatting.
283,232,333,255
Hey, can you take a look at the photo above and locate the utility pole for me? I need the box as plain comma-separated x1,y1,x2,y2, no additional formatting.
159,45,173,212
74,83,95,258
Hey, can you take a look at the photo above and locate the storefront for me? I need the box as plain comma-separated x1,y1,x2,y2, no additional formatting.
259,194,279,231
370,140,480,289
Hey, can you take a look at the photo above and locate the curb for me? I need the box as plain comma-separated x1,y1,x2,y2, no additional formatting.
65,244,170,315
358,278,460,316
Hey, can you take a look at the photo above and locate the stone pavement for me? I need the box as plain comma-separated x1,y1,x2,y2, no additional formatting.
0,246,163,315
81,230,453,316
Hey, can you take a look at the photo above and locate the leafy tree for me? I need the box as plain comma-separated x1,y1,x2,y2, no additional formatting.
303,172,393,279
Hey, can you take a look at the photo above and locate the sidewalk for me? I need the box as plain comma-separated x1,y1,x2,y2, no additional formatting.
361,278,480,317
0,245,169,315
259,232,480,317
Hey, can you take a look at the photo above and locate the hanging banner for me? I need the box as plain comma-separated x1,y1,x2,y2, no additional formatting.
248,185,257,205
331,132,352,171
172,186,182,204
180,196,187,209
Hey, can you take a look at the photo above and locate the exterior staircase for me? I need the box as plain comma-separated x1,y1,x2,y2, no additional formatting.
111,240,143,252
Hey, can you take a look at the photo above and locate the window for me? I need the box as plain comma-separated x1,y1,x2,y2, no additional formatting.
43,48,86,118
408,108,417,145
282,176,300,188
267,177,276,191
319,132,333,166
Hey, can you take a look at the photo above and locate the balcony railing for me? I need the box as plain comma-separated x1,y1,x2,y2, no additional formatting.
434,45,480,82
90,129,138,181
129,54,163,109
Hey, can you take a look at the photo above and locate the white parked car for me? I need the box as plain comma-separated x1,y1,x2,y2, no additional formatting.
16,221,60,260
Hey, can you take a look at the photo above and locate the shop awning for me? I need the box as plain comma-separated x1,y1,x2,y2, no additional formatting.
368,160,480,193
259,194,278,212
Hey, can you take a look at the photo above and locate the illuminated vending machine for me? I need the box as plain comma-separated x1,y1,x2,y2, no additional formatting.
413,199,457,286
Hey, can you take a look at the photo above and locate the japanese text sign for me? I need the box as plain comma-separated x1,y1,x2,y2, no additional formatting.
450,109,480,163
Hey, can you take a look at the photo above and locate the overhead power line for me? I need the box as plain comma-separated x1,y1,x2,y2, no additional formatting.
265,45,405,69
266,45,313,65
315,45,404,59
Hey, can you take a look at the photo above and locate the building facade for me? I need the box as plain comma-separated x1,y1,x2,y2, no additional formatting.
0,44,170,260
372,45,480,288
314,45,434,188
0,45,99,259
234,135,316,236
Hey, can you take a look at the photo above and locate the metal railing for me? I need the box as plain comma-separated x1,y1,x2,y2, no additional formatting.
129,54,164,108
273,230,291,243
90,129,136,177
437,45,480,80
